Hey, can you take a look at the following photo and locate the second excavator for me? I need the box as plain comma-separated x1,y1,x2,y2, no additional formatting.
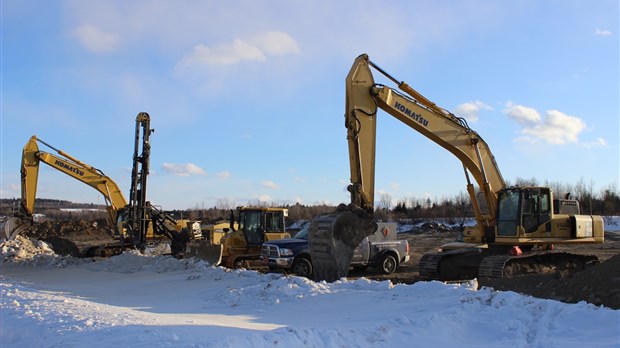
308,54,603,282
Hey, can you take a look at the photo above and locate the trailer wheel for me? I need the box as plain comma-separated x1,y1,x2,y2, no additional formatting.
379,253,398,274
292,256,313,278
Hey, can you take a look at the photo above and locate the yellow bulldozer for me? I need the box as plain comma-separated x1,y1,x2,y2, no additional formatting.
187,206,290,268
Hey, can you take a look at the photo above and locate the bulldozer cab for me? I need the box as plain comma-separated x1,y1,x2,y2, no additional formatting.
236,207,288,246
496,187,552,237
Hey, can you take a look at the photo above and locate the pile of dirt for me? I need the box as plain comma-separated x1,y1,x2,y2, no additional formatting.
479,254,620,309
21,220,118,257
399,221,459,235
366,230,620,309
23,220,115,241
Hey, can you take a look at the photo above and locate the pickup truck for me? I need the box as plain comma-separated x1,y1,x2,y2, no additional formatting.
261,222,409,278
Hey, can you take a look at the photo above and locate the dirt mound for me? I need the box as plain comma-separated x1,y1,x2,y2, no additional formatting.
21,220,118,256
399,221,458,235
479,254,620,309
24,220,114,241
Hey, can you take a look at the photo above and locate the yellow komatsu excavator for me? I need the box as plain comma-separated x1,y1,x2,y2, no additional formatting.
3,134,129,243
308,53,604,282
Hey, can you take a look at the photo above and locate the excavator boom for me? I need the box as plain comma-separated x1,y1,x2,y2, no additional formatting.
346,54,505,231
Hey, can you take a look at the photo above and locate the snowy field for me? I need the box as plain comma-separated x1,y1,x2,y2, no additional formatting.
1,216,619,347
1,246,619,347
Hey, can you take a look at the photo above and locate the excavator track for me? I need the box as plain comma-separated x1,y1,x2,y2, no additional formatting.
418,253,443,280
478,251,599,278
420,249,600,280
418,248,486,281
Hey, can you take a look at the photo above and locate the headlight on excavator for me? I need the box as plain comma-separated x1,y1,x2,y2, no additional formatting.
279,248,293,256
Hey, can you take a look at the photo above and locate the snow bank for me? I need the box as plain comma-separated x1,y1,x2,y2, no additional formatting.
2,251,618,348
0,236,86,268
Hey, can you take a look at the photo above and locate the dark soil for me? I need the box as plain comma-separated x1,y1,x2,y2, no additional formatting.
22,220,119,257
356,230,620,309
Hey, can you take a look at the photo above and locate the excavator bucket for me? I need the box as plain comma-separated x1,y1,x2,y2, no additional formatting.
308,205,376,282
184,240,224,266
2,217,32,241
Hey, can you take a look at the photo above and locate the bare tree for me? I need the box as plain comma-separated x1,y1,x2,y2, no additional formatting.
378,192,392,211
216,198,236,211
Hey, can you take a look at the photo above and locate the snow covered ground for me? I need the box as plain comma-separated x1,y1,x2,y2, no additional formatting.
1,216,619,347
1,242,619,348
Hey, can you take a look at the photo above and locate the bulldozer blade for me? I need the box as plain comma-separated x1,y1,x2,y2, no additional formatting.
2,217,32,241
184,240,223,266
308,205,376,282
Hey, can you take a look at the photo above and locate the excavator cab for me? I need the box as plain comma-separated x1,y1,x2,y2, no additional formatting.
496,187,552,237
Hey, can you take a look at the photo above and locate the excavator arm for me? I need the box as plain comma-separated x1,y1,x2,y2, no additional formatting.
346,53,505,233
4,135,128,240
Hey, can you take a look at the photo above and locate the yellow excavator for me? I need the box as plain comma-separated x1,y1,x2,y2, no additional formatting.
3,134,128,244
3,113,222,263
308,53,604,282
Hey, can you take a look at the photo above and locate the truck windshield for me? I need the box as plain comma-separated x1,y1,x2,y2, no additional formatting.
294,227,309,240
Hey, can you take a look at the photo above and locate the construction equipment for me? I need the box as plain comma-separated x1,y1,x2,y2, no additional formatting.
2,113,222,264
119,112,203,256
3,134,129,244
308,53,604,281
188,206,290,268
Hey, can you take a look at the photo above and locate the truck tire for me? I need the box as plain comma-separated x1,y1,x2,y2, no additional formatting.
379,253,398,274
292,256,313,278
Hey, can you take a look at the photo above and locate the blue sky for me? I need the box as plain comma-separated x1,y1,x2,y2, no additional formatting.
2,1,618,210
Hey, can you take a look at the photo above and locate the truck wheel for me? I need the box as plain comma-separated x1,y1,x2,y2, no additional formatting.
292,257,313,278
379,254,398,274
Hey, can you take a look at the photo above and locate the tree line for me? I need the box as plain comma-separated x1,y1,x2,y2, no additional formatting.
2,178,618,225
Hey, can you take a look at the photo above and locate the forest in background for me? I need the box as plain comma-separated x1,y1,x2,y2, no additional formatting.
2,178,618,226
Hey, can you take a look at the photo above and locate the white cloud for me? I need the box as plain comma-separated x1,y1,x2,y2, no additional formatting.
72,25,120,53
521,110,585,144
503,104,595,145
162,163,206,176
294,176,306,183
262,180,280,189
454,101,492,122
216,171,231,179
503,102,541,125
594,29,612,36
581,137,608,149
176,31,299,70
250,31,300,56
258,194,272,202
